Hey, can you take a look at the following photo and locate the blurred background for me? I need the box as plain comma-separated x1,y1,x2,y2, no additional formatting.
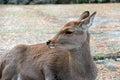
0,0,120,80
0,0,120,4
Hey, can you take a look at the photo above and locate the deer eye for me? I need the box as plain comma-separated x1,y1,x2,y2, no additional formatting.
65,31,73,35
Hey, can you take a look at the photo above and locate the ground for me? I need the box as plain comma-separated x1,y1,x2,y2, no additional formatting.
96,61,120,80
0,3,120,80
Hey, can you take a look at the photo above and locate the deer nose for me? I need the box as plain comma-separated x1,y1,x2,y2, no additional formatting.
46,40,51,45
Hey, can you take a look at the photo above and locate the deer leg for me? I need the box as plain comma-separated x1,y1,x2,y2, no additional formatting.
1,64,16,80
43,66,56,80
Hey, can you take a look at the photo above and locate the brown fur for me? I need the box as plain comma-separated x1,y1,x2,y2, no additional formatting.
17,44,70,80
0,11,97,80
18,34,97,80
0,45,24,80
18,11,97,80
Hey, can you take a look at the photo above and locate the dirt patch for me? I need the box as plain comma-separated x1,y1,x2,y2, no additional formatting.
96,61,120,80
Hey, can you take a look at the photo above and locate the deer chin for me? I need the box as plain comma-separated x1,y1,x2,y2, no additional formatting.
47,43,58,49
47,43,81,50
47,43,69,49
56,44,80,50
49,45,56,49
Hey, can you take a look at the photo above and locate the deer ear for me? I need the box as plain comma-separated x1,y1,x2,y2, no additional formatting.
79,11,90,20
81,12,96,29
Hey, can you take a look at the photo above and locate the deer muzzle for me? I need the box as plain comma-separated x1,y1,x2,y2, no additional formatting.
46,40,56,48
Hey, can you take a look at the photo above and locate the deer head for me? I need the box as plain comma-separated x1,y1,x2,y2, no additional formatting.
47,11,96,50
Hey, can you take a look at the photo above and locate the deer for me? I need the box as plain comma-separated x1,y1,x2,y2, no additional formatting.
0,11,97,80
0,50,18,80
16,11,97,80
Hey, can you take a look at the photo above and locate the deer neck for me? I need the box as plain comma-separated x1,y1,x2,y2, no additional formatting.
69,41,94,76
